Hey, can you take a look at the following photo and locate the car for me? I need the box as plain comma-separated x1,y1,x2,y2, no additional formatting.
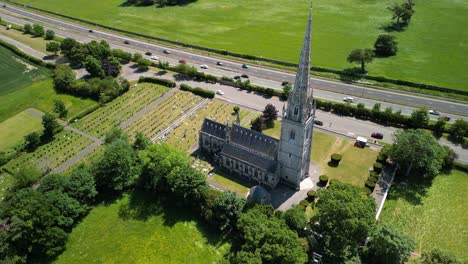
88,29,94,33
163,49,171,54
371,132,384,139
343,96,354,103
314,120,323,126
200,64,208,69
124,40,130,44
233,75,241,80
281,81,289,86
150,56,159,60
241,74,249,78
216,90,224,95
440,116,451,121
242,64,249,69
145,51,152,56
179,59,186,64
217,61,223,66
429,109,440,115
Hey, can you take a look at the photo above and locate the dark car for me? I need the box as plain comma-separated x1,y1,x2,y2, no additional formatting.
145,51,152,56
281,81,289,86
242,64,249,69
124,40,130,44
163,49,171,54
440,116,451,121
371,132,384,139
179,59,186,64
314,120,323,126
233,75,241,79
88,29,94,33
217,61,223,66
241,74,249,78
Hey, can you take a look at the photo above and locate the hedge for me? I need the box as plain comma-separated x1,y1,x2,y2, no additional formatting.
373,162,383,173
0,39,55,69
365,180,376,190
192,87,215,98
138,76,176,87
68,104,100,123
180,83,193,91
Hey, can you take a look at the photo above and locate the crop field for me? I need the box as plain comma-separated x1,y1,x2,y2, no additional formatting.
0,45,49,95
380,170,468,261
2,130,93,174
164,100,251,152
0,109,43,152
12,0,468,90
125,91,204,140
72,83,169,138
55,191,230,263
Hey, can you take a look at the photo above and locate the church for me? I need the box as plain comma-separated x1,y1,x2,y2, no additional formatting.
199,10,315,190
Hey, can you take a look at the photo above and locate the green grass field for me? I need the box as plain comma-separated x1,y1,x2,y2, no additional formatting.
1,27,49,53
0,109,43,152
380,170,468,261
55,191,230,263
12,0,468,90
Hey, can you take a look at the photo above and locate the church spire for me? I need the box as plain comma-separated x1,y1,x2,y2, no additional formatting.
285,8,313,123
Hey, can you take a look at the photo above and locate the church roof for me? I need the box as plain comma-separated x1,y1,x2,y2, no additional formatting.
229,124,279,159
200,118,227,140
221,143,278,173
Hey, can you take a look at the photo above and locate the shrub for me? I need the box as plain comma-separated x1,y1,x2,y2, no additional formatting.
180,84,193,91
363,187,372,195
138,76,176,87
365,180,376,190
319,175,329,185
373,162,383,173
299,199,309,208
192,87,215,98
233,106,240,113
307,190,316,202
368,176,378,184
330,153,342,166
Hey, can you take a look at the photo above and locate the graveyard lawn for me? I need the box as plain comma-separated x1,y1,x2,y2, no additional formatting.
55,191,230,264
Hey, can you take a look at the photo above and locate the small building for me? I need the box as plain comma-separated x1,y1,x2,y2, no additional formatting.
355,136,368,148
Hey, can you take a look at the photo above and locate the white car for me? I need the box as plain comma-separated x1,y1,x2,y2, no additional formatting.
150,56,159,60
343,96,354,103
429,109,440,115
200,64,208,69
216,90,224,95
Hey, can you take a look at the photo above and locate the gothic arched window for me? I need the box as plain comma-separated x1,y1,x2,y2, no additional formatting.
294,106,299,116
290,130,295,140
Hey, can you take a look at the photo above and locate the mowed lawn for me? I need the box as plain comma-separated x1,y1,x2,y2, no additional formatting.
263,121,378,186
380,170,468,261
12,0,468,90
0,109,43,152
55,191,230,263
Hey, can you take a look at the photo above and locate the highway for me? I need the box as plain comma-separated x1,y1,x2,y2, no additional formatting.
1,2,467,119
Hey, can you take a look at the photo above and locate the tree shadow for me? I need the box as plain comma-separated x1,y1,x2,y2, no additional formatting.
339,67,363,83
387,175,433,205
379,22,407,33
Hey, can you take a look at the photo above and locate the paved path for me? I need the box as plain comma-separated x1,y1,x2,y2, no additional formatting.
0,34,46,59
373,166,396,220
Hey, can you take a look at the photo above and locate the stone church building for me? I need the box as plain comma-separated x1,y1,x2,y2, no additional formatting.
199,11,315,190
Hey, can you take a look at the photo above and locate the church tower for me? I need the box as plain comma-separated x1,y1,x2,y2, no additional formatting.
278,9,315,189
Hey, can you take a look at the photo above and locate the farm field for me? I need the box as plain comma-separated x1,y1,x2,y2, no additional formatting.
55,191,230,263
2,130,93,175
0,45,49,95
263,121,378,186
11,0,468,90
126,91,204,141
72,83,169,138
380,170,468,261
0,109,42,152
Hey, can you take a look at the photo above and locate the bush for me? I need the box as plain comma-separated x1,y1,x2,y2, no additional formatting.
307,190,316,202
192,87,215,98
233,106,240,113
365,180,376,190
330,153,342,166
319,175,329,185
138,76,176,87
180,84,193,91
373,162,383,173
299,199,309,208
363,187,372,195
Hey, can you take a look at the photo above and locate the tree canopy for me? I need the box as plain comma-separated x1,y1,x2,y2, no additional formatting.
347,49,375,73
374,34,398,56
211,191,246,232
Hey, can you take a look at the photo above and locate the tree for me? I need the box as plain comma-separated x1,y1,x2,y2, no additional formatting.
374,34,398,56
60,38,79,57
363,224,415,264
23,23,32,34
282,83,292,99
448,119,468,144
32,24,45,37
24,132,41,151
262,104,278,125
251,116,266,132
101,57,121,77
44,29,55,40
65,164,97,205
37,174,67,193
46,41,61,56
41,113,61,141
283,206,308,234
212,191,246,232
432,118,447,138
84,56,105,78
53,99,68,118
158,60,170,70
136,57,152,71
390,129,447,178
421,249,462,264
53,64,76,92
388,2,414,27
69,44,90,66
347,49,375,73
112,49,132,63
133,131,151,150
11,163,42,191
408,107,429,128
314,182,376,262
104,127,127,145
166,165,208,205
94,138,138,193
234,204,308,264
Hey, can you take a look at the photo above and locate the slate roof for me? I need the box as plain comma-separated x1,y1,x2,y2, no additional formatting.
229,124,279,159
200,118,227,140
221,143,278,173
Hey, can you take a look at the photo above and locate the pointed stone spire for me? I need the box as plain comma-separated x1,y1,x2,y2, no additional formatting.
286,7,313,123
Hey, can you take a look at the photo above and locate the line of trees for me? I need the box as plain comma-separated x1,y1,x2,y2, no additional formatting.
124,0,197,7
24,113,63,153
